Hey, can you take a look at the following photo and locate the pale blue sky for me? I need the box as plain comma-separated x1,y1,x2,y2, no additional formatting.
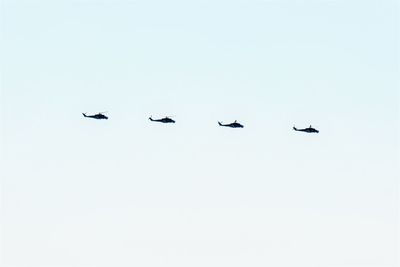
1,0,399,266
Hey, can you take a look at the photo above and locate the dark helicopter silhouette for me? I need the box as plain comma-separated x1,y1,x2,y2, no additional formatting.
218,120,244,128
82,112,108,120
293,125,319,133
149,116,175,123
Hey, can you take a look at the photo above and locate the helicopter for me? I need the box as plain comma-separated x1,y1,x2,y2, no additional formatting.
218,120,244,128
149,116,175,123
82,112,108,120
293,125,319,133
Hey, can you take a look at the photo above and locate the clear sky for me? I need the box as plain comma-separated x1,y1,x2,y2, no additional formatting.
1,0,399,266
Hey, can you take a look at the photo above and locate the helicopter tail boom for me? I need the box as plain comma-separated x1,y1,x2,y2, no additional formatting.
82,113,87,117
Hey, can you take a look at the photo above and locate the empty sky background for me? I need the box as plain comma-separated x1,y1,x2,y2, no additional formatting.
1,0,399,266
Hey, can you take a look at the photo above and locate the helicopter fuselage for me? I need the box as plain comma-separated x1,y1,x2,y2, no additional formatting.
293,126,319,133
218,121,244,128
83,113,108,120
149,117,175,123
